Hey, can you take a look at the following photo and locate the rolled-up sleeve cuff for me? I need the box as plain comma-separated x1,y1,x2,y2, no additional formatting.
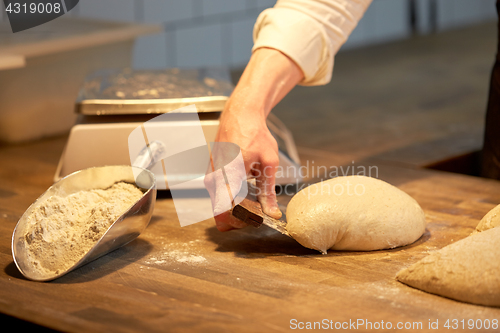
252,8,333,86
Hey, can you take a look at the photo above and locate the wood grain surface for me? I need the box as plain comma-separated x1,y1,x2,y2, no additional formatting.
0,135,499,332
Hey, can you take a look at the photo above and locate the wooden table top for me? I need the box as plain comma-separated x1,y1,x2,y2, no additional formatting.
0,135,499,332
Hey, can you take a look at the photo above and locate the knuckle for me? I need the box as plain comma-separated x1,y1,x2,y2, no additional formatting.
262,154,279,168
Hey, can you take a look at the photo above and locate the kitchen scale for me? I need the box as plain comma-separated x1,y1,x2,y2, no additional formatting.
55,67,303,189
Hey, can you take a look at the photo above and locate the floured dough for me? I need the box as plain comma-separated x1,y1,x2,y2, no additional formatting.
286,175,426,254
396,227,500,307
473,203,500,234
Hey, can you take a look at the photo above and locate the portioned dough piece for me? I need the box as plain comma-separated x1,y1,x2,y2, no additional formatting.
396,227,500,307
473,203,500,234
286,175,426,254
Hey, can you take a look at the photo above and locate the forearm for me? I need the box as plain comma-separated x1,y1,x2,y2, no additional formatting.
223,47,304,122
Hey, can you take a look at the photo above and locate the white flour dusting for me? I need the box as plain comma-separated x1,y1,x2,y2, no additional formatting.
167,250,207,263
145,240,207,265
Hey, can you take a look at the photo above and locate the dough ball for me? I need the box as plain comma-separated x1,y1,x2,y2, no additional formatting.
286,176,426,254
473,203,500,234
396,227,500,307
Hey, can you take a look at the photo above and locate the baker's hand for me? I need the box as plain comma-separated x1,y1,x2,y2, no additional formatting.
206,48,304,231
211,98,282,231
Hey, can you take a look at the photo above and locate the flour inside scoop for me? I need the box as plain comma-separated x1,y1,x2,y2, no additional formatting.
22,182,143,276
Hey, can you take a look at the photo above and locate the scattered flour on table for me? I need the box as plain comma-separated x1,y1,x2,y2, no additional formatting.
145,240,207,265
167,250,207,263
22,182,143,276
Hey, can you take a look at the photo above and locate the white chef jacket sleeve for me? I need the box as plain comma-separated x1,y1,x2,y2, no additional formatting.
252,0,372,86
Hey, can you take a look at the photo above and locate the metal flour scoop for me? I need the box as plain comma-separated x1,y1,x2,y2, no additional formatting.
11,141,166,282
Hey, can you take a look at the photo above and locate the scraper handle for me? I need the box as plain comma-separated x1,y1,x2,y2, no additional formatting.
231,181,265,228
232,199,265,228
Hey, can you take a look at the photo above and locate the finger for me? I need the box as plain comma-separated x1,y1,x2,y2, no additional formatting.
221,148,245,205
214,211,248,231
205,164,249,231
204,169,230,214
256,155,282,219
